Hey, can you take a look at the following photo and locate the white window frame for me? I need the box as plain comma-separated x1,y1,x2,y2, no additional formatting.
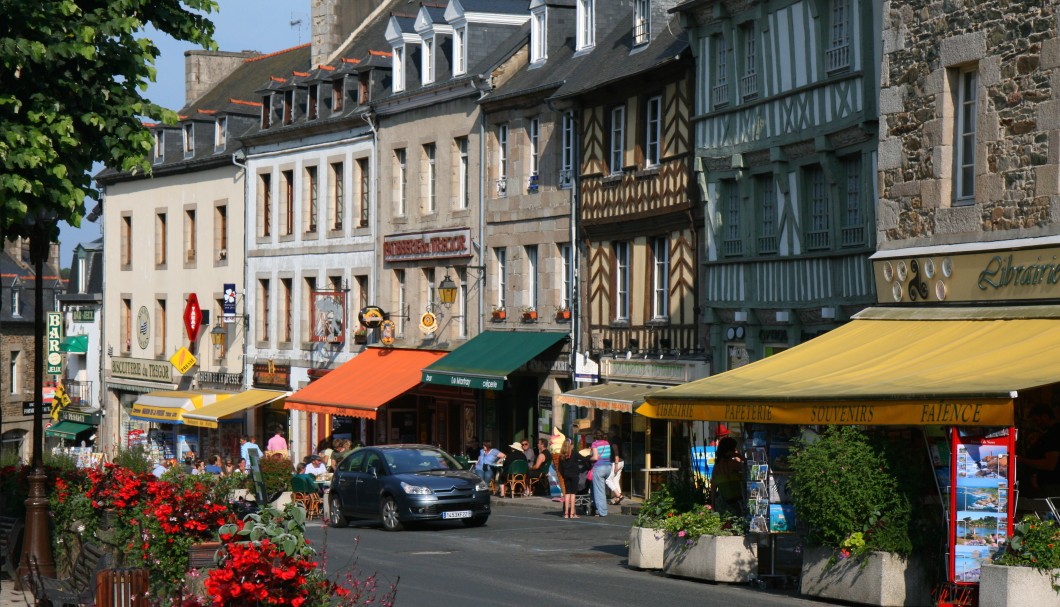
610,106,625,175
395,148,407,216
531,8,547,63
425,142,437,213
422,36,435,85
495,248,507,310
576,0,595,51
559,244,571,309
457,137,469,209
10,286,21,318
153,129,164,163
645,96,661,167
614,241,630,321
529,118,540,176
396,270,406,336
525,245,538,310
307,83,319,121
393,45,406,92
182,122,194,158
498,124,509,179
652,237,669,319
560,112,575,188
261,94,272,128
955,68,977,202
214,116,227,151
633,0,650,46
9,351,20,394
453,27,467,75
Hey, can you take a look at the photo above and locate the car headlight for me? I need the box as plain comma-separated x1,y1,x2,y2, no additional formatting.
475,480,489,492
401,481,433,495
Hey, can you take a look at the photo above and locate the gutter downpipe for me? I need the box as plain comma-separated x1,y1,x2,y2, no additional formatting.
473,76,492,329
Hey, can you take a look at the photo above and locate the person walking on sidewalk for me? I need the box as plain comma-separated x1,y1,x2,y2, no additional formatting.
590,430,613,517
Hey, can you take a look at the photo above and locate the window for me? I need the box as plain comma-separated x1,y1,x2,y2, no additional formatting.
302,276,316,342
652,237,669,319
425,268,436,310
453,27,467,75
576,0,595,51
456,137,469,209
281,170,294,236
395,148,407,215
77,254,86,293
393,46,405,92
260,173,272,237
8,351,19,394
955,69,977,202
610,106,625,174
155,212,167,265
10,286,20,318
121,298,132,352
357,158,370,227
741,22,758,99
258,279,271,343
331,79,344,113
525,245,538,310
184,209,196,263
559,244,571,309
356,275,368,310
121,215,132,266
614,241,630,321
531,8,547,63
182,123,194,158
305,166,318,233
756,174,777,254
827,0,851,72
495,248,507,310
215,204,228,262
645,96,661,167
153,130,164,163
281,278,293,343
723,181,742,256
806,166,830,250
528,118,540,178
633,0,650,46
330,161,344,230
424,143,437,213
358,72,369,105
560,112,575,188
308,84,319,120
497,124,509,196
395,270,406,335
841,156,864,246
283,90,294,125
713,34,730,108
155,299,166,357
261,94,272,129
422,37,435,85
214,116,227,150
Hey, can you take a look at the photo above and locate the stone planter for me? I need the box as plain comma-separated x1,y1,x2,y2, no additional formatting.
270,490,294,509
628,526,666,570
663,535,757,583
799,547,931,606
979,563,1060,607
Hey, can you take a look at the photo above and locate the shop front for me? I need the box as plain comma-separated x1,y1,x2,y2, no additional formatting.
129,390,233,461
250,360,293,454
420,331,569,451
106,356,178,459
45,408,103,466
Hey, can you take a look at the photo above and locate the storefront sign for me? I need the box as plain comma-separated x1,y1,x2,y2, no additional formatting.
421,371,503,391
383,228,472,262
112,357,173,383
379,320,396,346
637,398,1015,426
72,309,95,322
46,311,63,374
183,294,203,340
253,360,291,389
170,346,197,374
61,410,101,425
601,358,709,384
873,243,1060,304
223,284,237,323
359,306,385,328
22,403,39,416
419,311,438,335
137,306,151,350
310,291,345,343
197,371,243,387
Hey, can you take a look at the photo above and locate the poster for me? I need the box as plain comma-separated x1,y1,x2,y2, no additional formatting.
769,504,796,533
950,436,1012,584
691,445,716,483
310,291,346,343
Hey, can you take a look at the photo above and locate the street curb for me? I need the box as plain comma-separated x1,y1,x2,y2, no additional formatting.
489,495,641,516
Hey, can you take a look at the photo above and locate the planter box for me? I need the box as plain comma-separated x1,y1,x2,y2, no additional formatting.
270,490,294,509
980,563,1060,607
628,527,666,570
800,547,931,606
663,535,757,583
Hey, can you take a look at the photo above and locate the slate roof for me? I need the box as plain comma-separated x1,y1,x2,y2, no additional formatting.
460,0,529,14
180,45,311,118
61,239,104,303
1,243,62,323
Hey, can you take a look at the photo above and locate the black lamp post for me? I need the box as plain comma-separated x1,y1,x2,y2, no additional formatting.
438,273,457,309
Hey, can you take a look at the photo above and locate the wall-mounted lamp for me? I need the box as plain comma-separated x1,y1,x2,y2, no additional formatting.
210,323,227,351
438,273,458,309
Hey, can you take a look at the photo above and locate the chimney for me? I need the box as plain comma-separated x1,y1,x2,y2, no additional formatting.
312,0,388,66
3,235,23,264
184,50,262,107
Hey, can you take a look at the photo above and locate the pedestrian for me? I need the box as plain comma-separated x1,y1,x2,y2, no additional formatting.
590,430,613,517
240,435,262,464
205,454,224,475
711,436,745,517
267,428,288,454
607,428,625,505
559,440,584,518
475,440,504,488
330,438,350,469
151,459,169,478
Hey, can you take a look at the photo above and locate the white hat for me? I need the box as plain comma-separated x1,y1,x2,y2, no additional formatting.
509,442,523,451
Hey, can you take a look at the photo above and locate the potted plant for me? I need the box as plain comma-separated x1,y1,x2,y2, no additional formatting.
788,426,937,606
556,305,571,321
353,326,368,344
660,503,754,582
628,485,673,570
980,516,1060,606
521,306,538,322
491,306,506,321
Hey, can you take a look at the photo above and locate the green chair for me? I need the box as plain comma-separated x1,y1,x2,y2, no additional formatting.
505,459,530,497
454,455,470,470
290,474,322,518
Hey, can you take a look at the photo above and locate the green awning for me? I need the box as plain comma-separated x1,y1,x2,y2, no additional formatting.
45,420,94,440
421,331,568,391
59,335,88,353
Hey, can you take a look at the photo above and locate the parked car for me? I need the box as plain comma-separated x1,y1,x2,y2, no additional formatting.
328,444,490,531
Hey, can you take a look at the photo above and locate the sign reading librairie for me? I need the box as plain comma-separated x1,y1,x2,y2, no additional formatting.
112,357,173,383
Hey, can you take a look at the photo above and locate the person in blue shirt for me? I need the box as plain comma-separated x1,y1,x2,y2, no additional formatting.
204,455,225,475
240,435,262,464
475,440,504,487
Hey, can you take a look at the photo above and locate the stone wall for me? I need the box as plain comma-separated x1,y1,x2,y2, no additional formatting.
878,0,1060,248
1,324,37,462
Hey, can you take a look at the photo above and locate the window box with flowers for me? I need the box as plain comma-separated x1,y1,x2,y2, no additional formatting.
555,306,571,321
521,306,538,322
353,327,368,344
980,516,1060,606
491,307,506,321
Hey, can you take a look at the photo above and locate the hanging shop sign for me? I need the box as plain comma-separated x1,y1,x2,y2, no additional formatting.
359,306,385,328
223,284,237,323
379,320,396,346
46,311,63,374
419,311,438,335
112,357,173,383
184,294,203,341
170,346,198,374
382,227,472,262
311,291,346,343
253,360,291,389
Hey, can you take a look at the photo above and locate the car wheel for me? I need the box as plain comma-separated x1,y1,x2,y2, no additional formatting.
380,496,403,531
462,515,488,527
329,496,348,528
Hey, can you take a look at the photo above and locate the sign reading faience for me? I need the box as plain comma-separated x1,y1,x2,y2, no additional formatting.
112,357,173,383
383,228,472,262
46,312,63,374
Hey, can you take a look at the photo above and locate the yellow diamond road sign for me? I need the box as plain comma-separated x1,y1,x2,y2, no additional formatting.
170,347,197,374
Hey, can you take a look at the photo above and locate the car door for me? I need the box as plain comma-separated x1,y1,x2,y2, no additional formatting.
355,450,387,515
332,450,365,517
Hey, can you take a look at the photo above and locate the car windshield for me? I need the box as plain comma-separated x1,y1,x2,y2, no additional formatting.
383,448,461,474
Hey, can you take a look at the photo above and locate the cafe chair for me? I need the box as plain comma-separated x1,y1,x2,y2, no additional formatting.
291,474,323,519
504,459,529,498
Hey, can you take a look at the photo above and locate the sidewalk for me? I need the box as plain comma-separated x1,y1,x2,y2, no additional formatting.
0,580,33,607
489,492,642,516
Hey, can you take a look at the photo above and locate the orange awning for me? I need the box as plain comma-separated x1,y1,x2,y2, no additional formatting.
284,347,448,419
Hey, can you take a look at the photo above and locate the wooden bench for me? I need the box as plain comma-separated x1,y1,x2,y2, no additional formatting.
24,542,111,606
0,515,24,581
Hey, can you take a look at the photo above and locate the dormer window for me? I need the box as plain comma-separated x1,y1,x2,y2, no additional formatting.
214,116,227,151
77,252,87,294
576,0,595,51
153,130,164,163
182,122,194,158
358,73,370,105
393,45,406,92
453,26,467,75
331,79,345,113
530,5,547,63
633,0,650,46
308,84,319,120
10,284,21,317
261,94,272,128
283,90,294,125
422,36,435,85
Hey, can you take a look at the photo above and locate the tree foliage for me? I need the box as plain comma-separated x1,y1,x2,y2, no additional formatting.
0,0,217,239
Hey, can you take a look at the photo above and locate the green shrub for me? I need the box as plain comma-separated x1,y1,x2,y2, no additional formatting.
259,456,293,498
997,516,1060,592
111,445,154,474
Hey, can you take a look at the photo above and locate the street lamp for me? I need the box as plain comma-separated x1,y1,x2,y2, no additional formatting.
437,273,457,309
210,323,227,353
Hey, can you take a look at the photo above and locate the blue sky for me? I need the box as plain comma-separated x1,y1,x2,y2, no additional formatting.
57,1,307,267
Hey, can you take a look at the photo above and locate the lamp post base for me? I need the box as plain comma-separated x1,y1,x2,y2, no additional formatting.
17,466,56,587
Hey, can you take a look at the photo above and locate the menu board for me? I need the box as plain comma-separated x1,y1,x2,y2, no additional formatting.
951,434,1012,584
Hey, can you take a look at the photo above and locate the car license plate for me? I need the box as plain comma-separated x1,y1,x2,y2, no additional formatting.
442,510,472,519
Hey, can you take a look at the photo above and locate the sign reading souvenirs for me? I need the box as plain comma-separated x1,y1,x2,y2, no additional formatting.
253,360,291,389
383,228,472,262
359,306,385,329
112,357,173,383
170,346,198,374
311,291,345,343
184,294,203,340
46,311,63,374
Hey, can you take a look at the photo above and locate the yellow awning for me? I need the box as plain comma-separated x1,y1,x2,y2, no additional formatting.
555,383,659,413
182,390,287,428
130,391,230,424
639,307,1060,426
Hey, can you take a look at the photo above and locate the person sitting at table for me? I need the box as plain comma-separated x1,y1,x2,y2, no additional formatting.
205,454,225,475
527,438,549,496
475,440,504,486
498,442,525,497
305,454,328,476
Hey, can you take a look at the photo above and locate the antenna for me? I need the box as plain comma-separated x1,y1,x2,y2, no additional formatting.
290,13,306,44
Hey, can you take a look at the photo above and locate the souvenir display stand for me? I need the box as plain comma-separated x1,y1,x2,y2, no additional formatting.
742,425,800,589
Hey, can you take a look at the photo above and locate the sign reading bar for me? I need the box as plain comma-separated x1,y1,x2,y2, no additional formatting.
383,228,472,262
111,357,173,383
46,312,63,374
636,398,1015,427
170,347,197,374
421,371,504,391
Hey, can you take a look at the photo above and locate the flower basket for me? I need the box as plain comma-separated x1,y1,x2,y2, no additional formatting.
556,309,571,321
491,309,506,321
353,332,368,344
663,535,757,583
522,310,538,322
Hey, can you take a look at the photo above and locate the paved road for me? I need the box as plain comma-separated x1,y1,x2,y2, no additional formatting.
305,501,827,607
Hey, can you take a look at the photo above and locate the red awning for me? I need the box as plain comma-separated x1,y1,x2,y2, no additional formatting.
284,348,447,419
